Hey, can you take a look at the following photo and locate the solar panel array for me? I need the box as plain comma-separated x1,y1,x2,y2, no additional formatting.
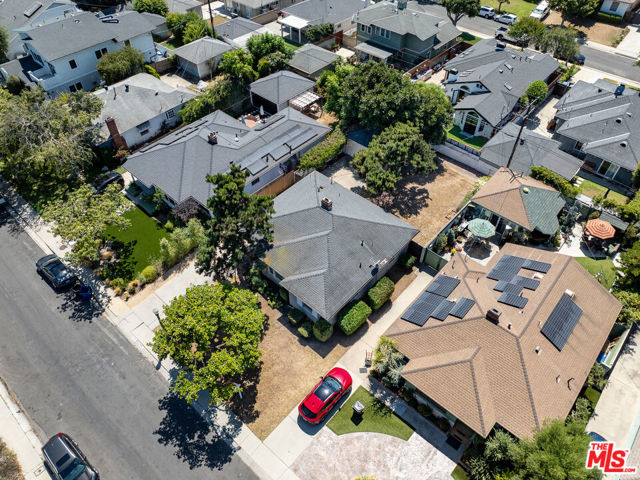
402,292,447,326
494,281,523,295
522,259,551,273
426,275,460,297
486,255,549,309
401,275,476,325
450,298,475,318
498,292,528,309
541,293,583,351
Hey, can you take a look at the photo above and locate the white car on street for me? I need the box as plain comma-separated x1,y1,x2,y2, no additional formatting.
496,13,518,24
478,6,496,18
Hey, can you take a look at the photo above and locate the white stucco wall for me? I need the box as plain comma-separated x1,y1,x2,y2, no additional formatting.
599,0,629,16
120,106,185,149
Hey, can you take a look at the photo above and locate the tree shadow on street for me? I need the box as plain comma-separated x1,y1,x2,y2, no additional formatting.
154,392,238,471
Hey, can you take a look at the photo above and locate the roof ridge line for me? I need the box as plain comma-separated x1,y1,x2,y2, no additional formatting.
272,229,330,247
403,349,477,374
469,348,490,436
330,213,418,232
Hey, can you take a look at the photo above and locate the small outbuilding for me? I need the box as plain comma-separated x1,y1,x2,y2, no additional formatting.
172,36,233,80
288,44,340,80
249,70,316,113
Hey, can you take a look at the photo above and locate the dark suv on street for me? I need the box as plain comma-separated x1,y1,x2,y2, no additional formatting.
36,254,77,290
42,433,99,480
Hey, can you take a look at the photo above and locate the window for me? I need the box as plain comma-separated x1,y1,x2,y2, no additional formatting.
360,24,365,32
367,25,371,33
94,47,108,59
68,59,77,69
68,82,82,92
610,1,620,11
165,109,175,119
139,129,149,136
374,26,379,35
251,177,260,185
574,141,583,151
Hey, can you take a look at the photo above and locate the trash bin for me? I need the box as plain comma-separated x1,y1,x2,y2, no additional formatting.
352,400,365,416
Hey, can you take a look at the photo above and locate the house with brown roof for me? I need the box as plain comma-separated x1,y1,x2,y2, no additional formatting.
385,243,621,440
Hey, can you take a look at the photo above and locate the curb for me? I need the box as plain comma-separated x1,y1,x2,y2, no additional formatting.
0,379,43,454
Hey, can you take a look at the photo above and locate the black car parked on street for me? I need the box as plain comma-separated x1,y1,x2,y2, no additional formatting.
42,433,99,480
36,255,77,290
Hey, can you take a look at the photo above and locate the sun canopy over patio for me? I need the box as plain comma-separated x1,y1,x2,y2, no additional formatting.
586,219,616,239
467,218,496,238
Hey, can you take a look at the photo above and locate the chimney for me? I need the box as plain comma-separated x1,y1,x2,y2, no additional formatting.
125,84,129,93
208,132,218,145
321,197,333,210
105,117,127,150
486,308,501,324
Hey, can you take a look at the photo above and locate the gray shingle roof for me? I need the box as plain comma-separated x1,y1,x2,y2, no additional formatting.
281,0,367,26
445,39,559,126
481,123,583,180
554,80,640,172
215,17,264,40
356,1,459,42
166,0,201,14
0,55,40,86
172,36,232,65
264,171,418,320
94,73,196,142
18,11,162,61
288,44,339,75
249,70,315,105
123,107,330,205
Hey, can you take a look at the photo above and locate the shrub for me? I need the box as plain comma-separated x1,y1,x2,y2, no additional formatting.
113,287,123,296
97,46,145,85
0,438,23,480
623,225,639,248
416,403,433,418
145,65,160,79
560,64,580,83
588,210,600,220
433,233,447,254
127,280,139,293
400,253,416,269
288,308,305,326
530,166,579,197
134,0,168,16
618,193,640,223
313,318,333,342
299,128,346,171
338,300,372,335
142,265,158,283
446,229,456,247
279,287,288,302
592,11,622,24
164,220,174,231
304,23,334,42
367,276,395,310
6,74,22,95
110,277,125,289
298,321,313,338
136,272,147,286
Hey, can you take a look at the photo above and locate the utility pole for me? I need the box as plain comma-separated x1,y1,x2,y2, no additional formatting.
506,101,536,170
206,0,216,38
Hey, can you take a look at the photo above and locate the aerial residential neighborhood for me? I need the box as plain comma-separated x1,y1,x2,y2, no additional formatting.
0,0,639,478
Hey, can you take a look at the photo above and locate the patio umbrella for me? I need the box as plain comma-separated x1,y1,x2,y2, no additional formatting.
586,219,616,239
467,218,496,238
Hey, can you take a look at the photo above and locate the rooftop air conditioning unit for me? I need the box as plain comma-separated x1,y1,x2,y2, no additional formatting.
564,289,575,299
533,273,543,280
486,308,501,324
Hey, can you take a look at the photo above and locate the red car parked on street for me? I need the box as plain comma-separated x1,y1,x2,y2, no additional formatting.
298,367,352,424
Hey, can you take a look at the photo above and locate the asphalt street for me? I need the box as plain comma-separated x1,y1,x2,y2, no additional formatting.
0,209,258,480
415,3,640,83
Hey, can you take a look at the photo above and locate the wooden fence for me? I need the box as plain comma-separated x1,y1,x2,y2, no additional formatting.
256,170,298,196
405,41,472,78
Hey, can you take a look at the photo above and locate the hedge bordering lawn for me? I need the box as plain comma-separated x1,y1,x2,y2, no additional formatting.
338,300,372,335
367,276,395,310
313,318,333,342
530,166,579,197
299,128,346,171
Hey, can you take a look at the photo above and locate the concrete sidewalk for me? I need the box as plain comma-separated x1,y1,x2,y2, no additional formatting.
615,23,640,58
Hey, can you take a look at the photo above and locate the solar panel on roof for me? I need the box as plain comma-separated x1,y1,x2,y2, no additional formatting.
401,292,444,326
502,283,523,295
498,292,528,309
512,275,540,291
426,275,460,298
450,297,475,318
541,293,583,351
288,129,317,150
487,255,526,280
431,300,455,321
493,280,508,292
402,308,430,326
522,259,551,273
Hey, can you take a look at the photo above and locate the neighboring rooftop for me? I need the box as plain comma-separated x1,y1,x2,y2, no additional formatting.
93,73,196,142
171,36,232,65
215,17,268,48
445,39,559,126
288,44,340,76
281,0,367,26
15,10,163,61
264,171,418,320
124,107,330,205
554,79,640,172
385,243,621,439
470,167,566,235
166,0,201,14
249,70,315,106
481,123,583,180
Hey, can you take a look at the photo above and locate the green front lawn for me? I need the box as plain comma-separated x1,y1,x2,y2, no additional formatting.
326,386,414,440
161,38,182,50
578,177,629,204
103,206,169,282
575,257,617,290
447,126,489,149
584,386,601,407
452,465,469,480
482,0,536,18
458,32,481,45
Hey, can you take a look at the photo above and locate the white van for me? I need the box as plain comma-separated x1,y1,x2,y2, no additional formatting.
530,1,550,19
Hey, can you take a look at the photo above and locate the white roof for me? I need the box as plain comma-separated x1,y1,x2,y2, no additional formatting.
278,14,309,29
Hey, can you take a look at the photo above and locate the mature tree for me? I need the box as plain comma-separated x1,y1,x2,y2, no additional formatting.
6,75,22,95
171,197,202,224
133,0,168,16
0,25,8,63
304,23,334,42
0,89,103,199
257,51,290,77
540,27,580,62
441,0,480,25
150,283,265,405
549,0,599,24
246,33,291,67
620,241,640,288
412,82,454,144
165,12,201,43
218,49,257,84
196,165,274,281
316,62,354,113
521,80,548,106
179,77,234,123
509,17,546,47
97,46,145,85
497,0,510,12
351,122,437,194
42,184,132,265
182,18,212,44
613,289,640,326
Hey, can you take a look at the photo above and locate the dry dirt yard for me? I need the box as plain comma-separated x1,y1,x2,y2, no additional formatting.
228,266,416,440
544,11,628,46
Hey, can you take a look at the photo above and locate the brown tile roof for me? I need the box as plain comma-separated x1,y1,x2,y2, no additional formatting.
471,167,558,232
385,244,621,439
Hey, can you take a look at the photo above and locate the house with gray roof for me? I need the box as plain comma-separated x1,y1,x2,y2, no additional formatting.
123,107,330,206
94,73,196,150
354,0,460,68
480,123,583,180
443,39,559,139
279,0,365,44
249,70,316,113
263,171,418,322
0,10,163,96
552,79,640,189
223,0,300,19
166,0,202,15
216,17,269,49
288,44,340,79
172,36,233,80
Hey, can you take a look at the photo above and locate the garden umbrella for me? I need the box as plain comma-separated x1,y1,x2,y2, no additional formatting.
467,218,496,238
586,219,615,239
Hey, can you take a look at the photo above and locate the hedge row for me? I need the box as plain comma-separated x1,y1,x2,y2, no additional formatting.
299,128,346,171
367,276,395,311
592,11,622,24
313,318,333,342
338,300,372,335
288,309,305,326
529,166,579,197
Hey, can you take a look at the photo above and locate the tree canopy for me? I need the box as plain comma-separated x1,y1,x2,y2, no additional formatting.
620,241,640,289
522,80,548,106
509,17,546,47
97,46,145,85
316,62,355,113
540,27,580,62
257,51,290,77
0,25,8,63
351,122,437,194
150,283,265,405
196,165,275,281
304,23,334,42
548,0,599,23
42,183,132,265
246,33,291,68
441,0,480,25
183,18,212,44
133,0,168,16
218,49,257,84
613,289,640,326
165,12,202,44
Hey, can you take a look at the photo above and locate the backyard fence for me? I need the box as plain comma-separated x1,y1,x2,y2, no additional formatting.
255,170,298,196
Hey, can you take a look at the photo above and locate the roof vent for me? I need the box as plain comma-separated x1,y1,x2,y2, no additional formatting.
125,84,129,92
321,197,333,210
564,289,575,299
621,141,628,148
208,132,217,145
533,272,543,280
234,133,239,142
523,187,530,194
626,112,632,117
556,375,560,383
486,308,501,324
498,68,504,73
616,117,622,124
535,346,541,355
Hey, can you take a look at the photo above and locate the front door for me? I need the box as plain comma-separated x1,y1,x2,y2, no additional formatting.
463,113,479,135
